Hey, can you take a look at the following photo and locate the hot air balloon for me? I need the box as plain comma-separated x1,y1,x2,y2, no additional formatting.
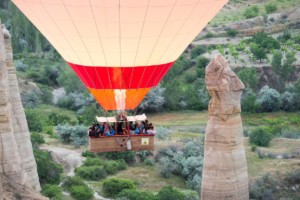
11,0,227,152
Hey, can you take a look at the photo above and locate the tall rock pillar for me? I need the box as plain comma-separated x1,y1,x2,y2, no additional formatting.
201,55,249,199
3,25,41,191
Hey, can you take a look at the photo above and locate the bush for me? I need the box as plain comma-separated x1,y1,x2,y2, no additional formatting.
195,56,209,68
265,4,277,14
145,158,155,166
249,174,277,200
157,186,185,200
155,126,171,140
34,150,63,184
69,185,93,200
56,124,88,147
102,151,136,163
191,46,207,59
226,29,238,37
244,6,259,19
255,86,282,112
241,89,260,112
75,166,107,181
25,109,43,132
102,178,136,197
47,112,71,126
62,176,86,190
281,91,296,111
81,151,96,158
117,189,157,200
30,132,45,146
22,90,41,108
83,157,104,166
249,127,272,147
280,128,300,139
41,184,62,200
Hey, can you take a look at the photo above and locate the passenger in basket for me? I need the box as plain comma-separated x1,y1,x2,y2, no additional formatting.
140,121,145,134
103,122,111,136
117,121,123,135
129,122,135,134
134,122,140,134
88,124,96,136
144,120,150,133
110,125,116,136
95,123,102,137
147,123,156,135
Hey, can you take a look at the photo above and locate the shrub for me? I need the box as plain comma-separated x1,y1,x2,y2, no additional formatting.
145,158,155,166
195,56,209,68
75,166,107,181
81,151,96,158
255,86,282,112
280,128,300,139
83,157,104,166
281,91,296,111
244,6,259,19
136,150,152,162
69,185,93,200
56,124,88,147
41,184,62,200
104,160,123,174
62,176,86,190
265,4,277,14
185,72,197,83
102,151,136,163
226,29,238,37
286,171,300,184
249,127,272,147
47,112,71,126
102,178,136,197
30,132,45,146
22,90,41,108
117,189,157,200
191,46,207,59
155,126,171,140
34,149,63,184
249,174,277,200
241,89,260,112
25,109,43,132
157,186,185,200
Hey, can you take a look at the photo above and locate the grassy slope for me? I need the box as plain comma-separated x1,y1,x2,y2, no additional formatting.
210,0,300,26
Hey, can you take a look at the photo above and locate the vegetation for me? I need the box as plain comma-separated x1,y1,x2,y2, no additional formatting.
41,184,62,200
33,149,63,185
62,176,94,200
102,178,136,198
249,127,273,147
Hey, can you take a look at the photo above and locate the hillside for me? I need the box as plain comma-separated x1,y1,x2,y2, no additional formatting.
0,0,300,200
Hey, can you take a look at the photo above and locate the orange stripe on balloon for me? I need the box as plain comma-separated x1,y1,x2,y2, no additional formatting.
89,88,151,110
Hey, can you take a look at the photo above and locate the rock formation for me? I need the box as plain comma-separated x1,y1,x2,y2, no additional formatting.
0,22,44,199
201,55,249,199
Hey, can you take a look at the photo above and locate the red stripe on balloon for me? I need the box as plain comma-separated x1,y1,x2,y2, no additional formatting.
67,61,174,89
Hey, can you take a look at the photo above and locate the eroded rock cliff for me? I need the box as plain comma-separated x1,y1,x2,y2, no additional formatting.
0,23,45,200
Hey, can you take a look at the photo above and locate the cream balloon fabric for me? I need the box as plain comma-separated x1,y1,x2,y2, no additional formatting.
12,0,227,67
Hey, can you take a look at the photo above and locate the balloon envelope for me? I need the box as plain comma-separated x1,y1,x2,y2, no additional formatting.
12,0,227,110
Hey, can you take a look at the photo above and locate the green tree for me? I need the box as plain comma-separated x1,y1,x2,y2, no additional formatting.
271,50,296,91
237,68,258,91
57,65,85,94
250,43,266,62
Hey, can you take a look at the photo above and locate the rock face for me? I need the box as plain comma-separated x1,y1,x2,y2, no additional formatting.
201,55,249,200
0,23,44,199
